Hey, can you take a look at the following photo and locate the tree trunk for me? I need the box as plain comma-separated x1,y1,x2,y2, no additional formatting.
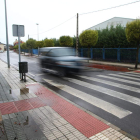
31,48,32,56
88,47,90,63
135,45,139,69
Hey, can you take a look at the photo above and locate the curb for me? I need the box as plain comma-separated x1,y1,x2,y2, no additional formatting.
89,60,140,69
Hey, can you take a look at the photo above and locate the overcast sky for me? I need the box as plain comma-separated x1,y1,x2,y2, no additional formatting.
0,0,140,45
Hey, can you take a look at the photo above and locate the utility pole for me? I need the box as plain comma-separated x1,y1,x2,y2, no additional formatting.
76,13,79,56
28,34,29,40
4,0,10,68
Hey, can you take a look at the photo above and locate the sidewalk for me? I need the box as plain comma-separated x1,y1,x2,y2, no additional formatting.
0,59,135,140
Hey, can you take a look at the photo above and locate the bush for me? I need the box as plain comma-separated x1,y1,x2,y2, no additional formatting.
59,36,73,47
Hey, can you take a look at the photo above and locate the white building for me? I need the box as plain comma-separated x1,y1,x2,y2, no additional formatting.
87,17,135,30
0,42,5,52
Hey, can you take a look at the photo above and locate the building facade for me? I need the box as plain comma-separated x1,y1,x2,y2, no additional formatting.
0,42,5,52
87,17,135,30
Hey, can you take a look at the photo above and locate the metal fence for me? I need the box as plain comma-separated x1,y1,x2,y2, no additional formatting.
21,49,38,55
80,48,140,63
21,48,140,63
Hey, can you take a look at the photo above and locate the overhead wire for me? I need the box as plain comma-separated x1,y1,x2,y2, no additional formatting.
30,0,140,36
79,0,140,15
30,15,76,36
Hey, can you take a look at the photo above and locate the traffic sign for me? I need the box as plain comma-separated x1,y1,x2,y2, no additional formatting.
12,24,25,37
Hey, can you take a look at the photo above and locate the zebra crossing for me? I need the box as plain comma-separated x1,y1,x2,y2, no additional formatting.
43,71,140,119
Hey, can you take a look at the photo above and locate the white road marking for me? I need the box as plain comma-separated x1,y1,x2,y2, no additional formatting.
77,75,140,93
35,74,45,76
118,72,140,78
64,77,140,106
97,75,140,86
127,71,140,75
44,79,132,118
109,73,140,81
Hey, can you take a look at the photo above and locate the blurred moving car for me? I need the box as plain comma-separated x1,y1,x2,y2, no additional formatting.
39,47,89,76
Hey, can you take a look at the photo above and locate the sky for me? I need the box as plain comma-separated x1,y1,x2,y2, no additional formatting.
0,0,140,45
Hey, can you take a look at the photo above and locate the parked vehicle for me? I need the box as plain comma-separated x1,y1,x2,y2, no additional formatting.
39,47,89,76
0,47,4,53
0,50,4,53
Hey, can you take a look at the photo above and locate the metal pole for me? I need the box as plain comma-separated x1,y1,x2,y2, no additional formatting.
36,23,39,41
76,13,79,56
18,36,21,62
4,0,10,68
18,35,21,79
36,23,39,56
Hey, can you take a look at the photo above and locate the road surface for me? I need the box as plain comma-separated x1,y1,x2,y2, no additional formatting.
0,51,140,139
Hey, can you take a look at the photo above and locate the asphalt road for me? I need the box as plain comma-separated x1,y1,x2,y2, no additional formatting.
1,51,140,139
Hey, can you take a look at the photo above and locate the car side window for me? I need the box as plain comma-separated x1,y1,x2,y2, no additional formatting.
47,49,57,57
40,52,47,56
46,50,53,56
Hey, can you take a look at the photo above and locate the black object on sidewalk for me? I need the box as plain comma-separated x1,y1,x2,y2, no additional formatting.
19,62,28,82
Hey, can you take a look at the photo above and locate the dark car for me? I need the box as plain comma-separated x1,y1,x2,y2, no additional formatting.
39,47,89,76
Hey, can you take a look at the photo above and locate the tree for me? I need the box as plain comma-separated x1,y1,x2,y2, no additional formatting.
59,36,73,47
79,30,98,58
125,19,140,69
13,45,18,50
21,43,26,49
36,41,44,48
44,39,54,47
52,38,60,46
95,25,131,48
20,43,26,55
26,38,36,55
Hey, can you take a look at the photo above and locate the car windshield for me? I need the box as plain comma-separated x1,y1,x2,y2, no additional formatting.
50,48,76,57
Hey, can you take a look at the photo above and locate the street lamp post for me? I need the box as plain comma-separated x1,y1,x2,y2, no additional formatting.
4,0,10,68
36,23,39,41
36,23,39,56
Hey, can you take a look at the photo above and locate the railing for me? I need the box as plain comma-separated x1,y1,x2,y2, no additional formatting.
21,47,140,63
80,47,140,63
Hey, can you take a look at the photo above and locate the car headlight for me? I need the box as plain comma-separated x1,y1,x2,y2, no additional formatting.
56,61,76,66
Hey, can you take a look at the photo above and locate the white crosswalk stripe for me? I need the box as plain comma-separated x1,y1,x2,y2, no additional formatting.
44,79,132,119
108,73,140,81
97,75,140,86
76,75,140,93
127,72,140,75
64,77,140,106
43,72,140,119
118,72,140,78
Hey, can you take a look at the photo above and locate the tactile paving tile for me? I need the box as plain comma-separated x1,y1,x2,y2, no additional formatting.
14,100,33,112
0,102,18,115
28,97,47,108
26,83,110,138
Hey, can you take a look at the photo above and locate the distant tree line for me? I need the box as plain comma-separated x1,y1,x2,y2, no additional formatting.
13,24,138,51
13,19,140,68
